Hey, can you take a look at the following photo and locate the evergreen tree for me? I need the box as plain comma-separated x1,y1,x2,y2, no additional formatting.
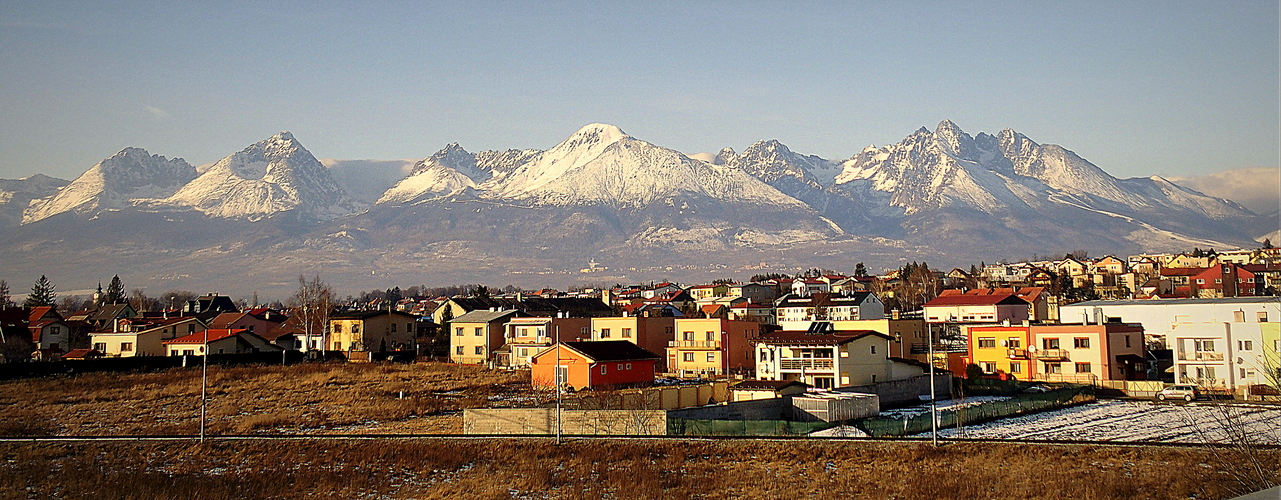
1264,238,1274,249
386,286,403,305
0,279,9,308
25,275,56,308
473,285,490,300
105,275,126,304
853,262,867,277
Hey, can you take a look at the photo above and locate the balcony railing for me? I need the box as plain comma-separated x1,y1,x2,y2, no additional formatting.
779,358,834,370
1177,351,1225,361
1006,348,1028,359
1033,348,1069,361
668,340,722,348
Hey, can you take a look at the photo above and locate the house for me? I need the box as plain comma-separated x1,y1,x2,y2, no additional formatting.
729,380,809,402
665,318,760,378
922,293,1030,324
686,284,727,300
208,309,285,335
589,316,677,369
529,341,660,390
449,309,522,364
29,318,72,351
728,283,777,303
1190,264,1258,298
752,324,899,389
939,287,1053,322
329,310,419,354
90,316,206,357
729,302,775,325
431,296,613,324
775,292,886,328
182,294,239,321
1093,255,1128,275
162,328,282,356
1059,296,1280,349
497,315,591,368
67,303,138,331
791,278,830,297
1169,321,1277,394
967,323,1147,384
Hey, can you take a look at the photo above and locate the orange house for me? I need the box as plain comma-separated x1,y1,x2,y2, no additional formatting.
530,341,660,390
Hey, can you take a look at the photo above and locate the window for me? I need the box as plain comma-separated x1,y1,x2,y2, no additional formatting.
760,350,768,361
1234,311,1246,322
1007,338,1021,348
1075,362,1091,373
1042,338,1060,349
616,363,624,370
455,327,463,336
626,363,632,370
50,327,60,335
1195,340,1216,352
600,328,611,338
351,324,360,333
1045,362,1062,374
1009,362,1021,373
455,346,463,355
600,365,607,374
683,331,694,341
1196,279,1205,284
622,328,632,338
683,352,695,362
706,352,715,362
1258,311,1269,322
1125,335,1131,348
1238,340,1253,351
980,362,996,374
121,342,133,352
93,342,106,352
183,349,195,356
474,327,483,336
334,324,343,334
664,326,674,334
870,344,876,354
474,346,484,355
581,327,589,335
189,324,196,333
977,338,996,348
1073,338,1090,349
706,331,715,341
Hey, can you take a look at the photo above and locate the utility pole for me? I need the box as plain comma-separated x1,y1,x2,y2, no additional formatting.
200,328,209,444
555,325,563,445
928,322,938,447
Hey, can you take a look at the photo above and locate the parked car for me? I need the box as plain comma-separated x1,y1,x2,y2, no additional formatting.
1157,385,1200,402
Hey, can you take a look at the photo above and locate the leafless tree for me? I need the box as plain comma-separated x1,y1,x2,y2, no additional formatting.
288,275,335,354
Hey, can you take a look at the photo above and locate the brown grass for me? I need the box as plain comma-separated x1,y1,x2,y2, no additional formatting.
0,439,1273,499
0,361,534,436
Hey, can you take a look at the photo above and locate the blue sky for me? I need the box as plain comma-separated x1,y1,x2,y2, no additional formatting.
1,1,1277,181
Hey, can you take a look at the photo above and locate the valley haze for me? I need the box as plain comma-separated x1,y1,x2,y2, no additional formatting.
0,121,1274,299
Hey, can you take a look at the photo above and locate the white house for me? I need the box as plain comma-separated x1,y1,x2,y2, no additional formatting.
775,292,885,330
1169,321,1274,394
1060,297,1280,348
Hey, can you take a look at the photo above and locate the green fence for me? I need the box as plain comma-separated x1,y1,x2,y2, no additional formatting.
667,419,835,436
855,385,1096,437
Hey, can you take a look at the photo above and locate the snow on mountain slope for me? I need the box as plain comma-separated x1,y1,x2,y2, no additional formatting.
163,132,361,220
476,124,810,209
374,144,541,206
22,148,194,224
0,174,68,227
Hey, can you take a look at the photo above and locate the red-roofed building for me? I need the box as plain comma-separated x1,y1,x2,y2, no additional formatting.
162,328,281,356
922,293,1030,324
530,341,660,390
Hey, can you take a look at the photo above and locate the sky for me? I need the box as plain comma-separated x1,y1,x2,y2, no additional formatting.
1,1,1278,184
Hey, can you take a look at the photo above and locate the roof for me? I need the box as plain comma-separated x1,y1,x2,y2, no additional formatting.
28,306,59,322
556,341,660,362
923,294,1028,307
331,309,419,320
163,329,245,345
63,348,102,359
731,380,808,390
700,304,724,315
452,309,521,323
1065,297,1280,307
752,330,891,346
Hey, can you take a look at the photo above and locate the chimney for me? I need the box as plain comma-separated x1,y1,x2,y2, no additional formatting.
891,309,901,320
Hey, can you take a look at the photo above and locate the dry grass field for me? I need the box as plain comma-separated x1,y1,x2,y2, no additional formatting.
0,438,1275,499
0,361,535,436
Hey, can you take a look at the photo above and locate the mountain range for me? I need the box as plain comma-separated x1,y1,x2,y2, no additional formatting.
0,121,1271,296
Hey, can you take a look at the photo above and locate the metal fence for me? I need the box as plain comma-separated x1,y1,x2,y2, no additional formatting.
855,385,1096,437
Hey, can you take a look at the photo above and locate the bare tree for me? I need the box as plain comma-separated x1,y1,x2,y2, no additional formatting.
288,275,335,354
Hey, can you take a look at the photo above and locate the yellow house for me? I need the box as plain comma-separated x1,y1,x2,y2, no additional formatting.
666,318,759,378
449,309,520,364
967,325,1033,378
329,310,419,353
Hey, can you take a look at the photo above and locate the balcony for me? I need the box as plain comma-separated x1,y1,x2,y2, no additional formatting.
1006,348,1028,359
778,358,834,371
1178,351,1225,361
668,340,722,348
1033,348,1069,361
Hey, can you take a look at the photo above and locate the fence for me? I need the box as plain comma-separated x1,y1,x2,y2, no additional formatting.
564,382,729,410
854,385,1096,437
464,408,667,435
667,419,834,436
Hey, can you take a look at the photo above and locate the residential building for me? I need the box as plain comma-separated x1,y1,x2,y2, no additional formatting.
922,293,1030,324
729,302,775,325
448,309,521,364
589,316,676,369
728,283,777,303
1169,321,1276,394
90,316,206,357
666,318,760,378
329,310,419,354
208,309,285,335
529,341,660,390
432,296,612,324
752,325,898,389
497,316,591,368
775,292,885,328
1060,297,1280,348
162,329,282,356
967,323,1147,384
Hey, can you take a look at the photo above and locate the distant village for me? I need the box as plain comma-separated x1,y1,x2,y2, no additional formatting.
1,245,1279,404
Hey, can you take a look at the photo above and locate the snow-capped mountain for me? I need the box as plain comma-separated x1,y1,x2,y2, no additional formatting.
374,144,541,205
0,174,68,227
163,132,362,220
22,148,195,224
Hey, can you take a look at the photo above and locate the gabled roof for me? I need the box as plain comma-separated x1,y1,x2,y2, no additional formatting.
163,328,246,344
331,309,419,320
28,306,60,322
547,340,660,363
452,309,521,323
752,330,891,346
923,294,1028,307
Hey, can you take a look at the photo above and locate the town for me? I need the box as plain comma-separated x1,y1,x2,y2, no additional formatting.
2,246,1278,440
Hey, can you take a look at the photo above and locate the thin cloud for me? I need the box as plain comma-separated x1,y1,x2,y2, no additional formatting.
1169,167,1280,215
144,105,170,120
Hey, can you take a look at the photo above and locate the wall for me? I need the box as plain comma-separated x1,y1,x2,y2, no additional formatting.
666,398,791,421
463,408,667,435
839,373,953,408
